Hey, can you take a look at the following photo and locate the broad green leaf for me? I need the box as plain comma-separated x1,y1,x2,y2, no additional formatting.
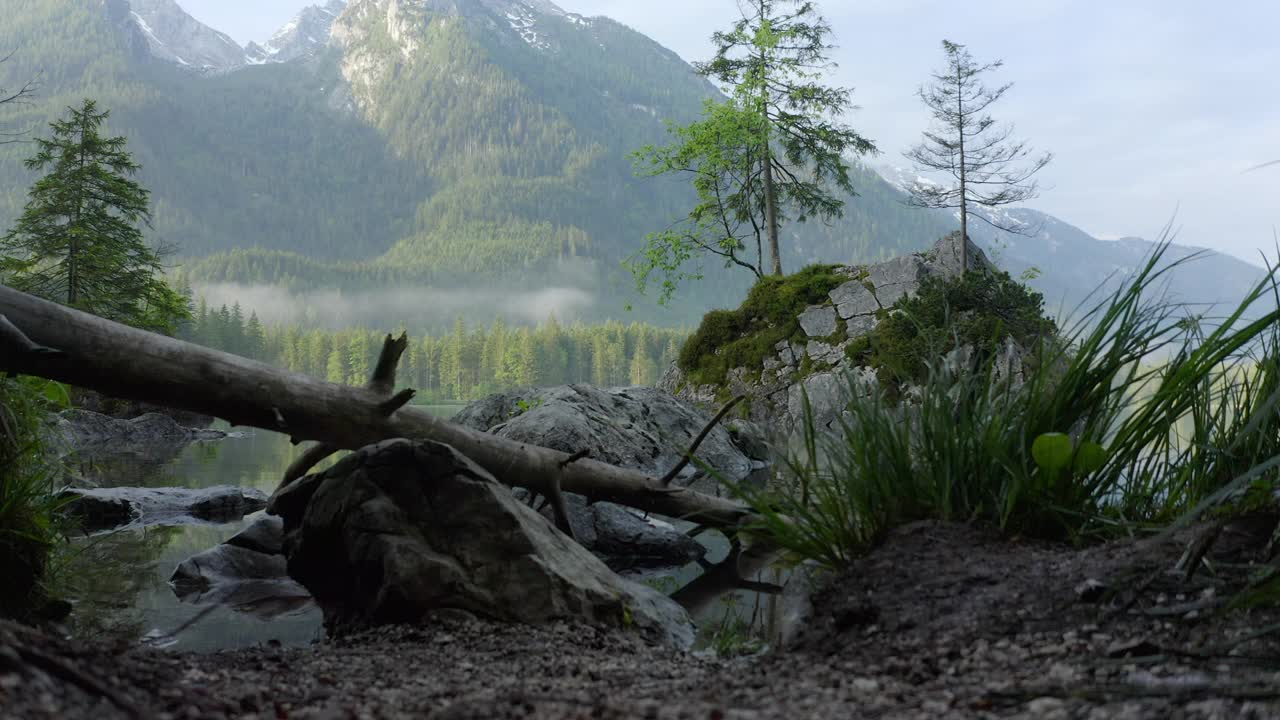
1073,442,1108,475
1032,433,1073,472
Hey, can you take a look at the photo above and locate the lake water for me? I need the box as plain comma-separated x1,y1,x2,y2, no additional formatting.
62,405,790,653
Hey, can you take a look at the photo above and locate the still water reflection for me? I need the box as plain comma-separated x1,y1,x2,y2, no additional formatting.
62,404,791,654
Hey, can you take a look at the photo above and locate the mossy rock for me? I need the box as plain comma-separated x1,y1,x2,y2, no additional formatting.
678,264,848,387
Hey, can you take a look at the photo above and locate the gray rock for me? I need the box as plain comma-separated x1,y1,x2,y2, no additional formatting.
454,385,761,567
926,230,994,278
829,279,879,321
454,386,757,483
798,305,838,338
170,516,312,620
52,409,226,451
787,372,854,432
61,486,268,531
805,341,842,365
865,254,927,298
776,340,797,366
270,439,695,648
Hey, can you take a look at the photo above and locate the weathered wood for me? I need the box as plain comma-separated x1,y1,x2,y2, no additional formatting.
0,286,754,528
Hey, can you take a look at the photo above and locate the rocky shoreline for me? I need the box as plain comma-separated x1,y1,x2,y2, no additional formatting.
4,521,1280,719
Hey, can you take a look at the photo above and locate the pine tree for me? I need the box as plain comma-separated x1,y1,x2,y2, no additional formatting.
244,312,266,360
0,99,187,333
905,41,1052,271
347,332,370,383
326,348,347,384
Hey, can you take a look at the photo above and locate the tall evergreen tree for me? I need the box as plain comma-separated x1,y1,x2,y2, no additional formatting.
904,41,1052,272
0,99,187,333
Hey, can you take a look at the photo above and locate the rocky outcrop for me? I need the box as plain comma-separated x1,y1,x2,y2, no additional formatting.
61,486,268,532
268,439,695,648
170,516,313,619
51,410,226,452
455,384,769,567
661,233,996,435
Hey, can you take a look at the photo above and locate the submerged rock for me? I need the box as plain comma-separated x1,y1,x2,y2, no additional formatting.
455,384,767,567
170,516,312,619
268,439,696,649
61,486,268,531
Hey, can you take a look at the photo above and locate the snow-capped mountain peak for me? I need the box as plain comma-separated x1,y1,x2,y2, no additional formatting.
126,0,248,73
247,0,347,65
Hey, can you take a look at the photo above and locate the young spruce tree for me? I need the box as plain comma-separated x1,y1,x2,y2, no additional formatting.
0,99,187,333
630,0,876,302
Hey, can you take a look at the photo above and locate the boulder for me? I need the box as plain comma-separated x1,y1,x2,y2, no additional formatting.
665,232,999,437
170,516,312,619
268,439,695,648
61,486,269,532
455,385,766,480
454,385,768,566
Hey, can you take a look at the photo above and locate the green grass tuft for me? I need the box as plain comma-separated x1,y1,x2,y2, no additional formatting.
0,376,70,620
729,237,1280,567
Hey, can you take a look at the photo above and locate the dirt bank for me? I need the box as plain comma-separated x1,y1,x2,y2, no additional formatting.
3,521,1279,719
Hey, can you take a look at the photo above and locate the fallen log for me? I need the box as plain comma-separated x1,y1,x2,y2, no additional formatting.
0,286,754,528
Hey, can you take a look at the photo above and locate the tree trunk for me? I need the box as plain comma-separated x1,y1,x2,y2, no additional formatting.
763,156,782,276
0,287,754,529
956,70,968,274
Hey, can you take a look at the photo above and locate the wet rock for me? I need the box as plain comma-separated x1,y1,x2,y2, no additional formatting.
61,486,268,531
170,516,312,619
586,500,703,569
455,385,764,566
269,439,696,648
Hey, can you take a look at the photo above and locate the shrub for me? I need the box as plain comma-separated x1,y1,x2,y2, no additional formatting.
846,267,1057,393
731,239,1280,567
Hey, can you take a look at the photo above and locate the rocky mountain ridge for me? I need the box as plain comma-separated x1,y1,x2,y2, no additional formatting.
123,0,347,73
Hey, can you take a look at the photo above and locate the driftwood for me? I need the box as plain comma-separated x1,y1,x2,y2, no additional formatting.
0,286,755,529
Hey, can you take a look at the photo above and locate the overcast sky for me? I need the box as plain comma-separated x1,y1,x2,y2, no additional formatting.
182,0,1280,266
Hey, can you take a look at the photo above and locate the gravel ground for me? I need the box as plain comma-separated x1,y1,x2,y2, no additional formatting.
3,521,1280,719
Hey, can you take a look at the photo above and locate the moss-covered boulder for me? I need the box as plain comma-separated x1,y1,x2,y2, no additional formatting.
661,232,1054,436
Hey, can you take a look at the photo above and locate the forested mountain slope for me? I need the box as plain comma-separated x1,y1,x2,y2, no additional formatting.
0,0,943,324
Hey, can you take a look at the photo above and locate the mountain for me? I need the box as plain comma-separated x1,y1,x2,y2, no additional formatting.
246,1,347,65
9,0,1236,330
875,165,1266,317
0,0,940,327
126,0,249,73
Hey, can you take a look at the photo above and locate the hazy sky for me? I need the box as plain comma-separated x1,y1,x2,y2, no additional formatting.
182,0,1280,265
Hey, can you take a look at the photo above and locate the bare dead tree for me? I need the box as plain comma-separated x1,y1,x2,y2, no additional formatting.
0,50,39,145
904,40,1051,271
